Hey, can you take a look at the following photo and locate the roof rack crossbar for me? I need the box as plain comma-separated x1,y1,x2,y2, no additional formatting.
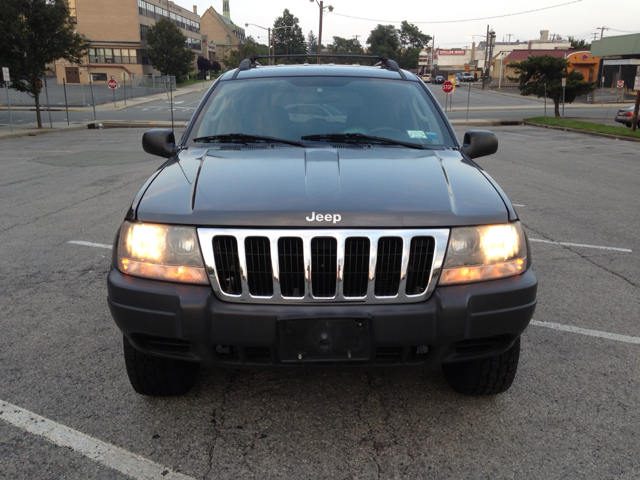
230,54,408,79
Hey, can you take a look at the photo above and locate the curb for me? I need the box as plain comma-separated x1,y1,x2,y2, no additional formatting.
0,123,91,139
523,121,640,143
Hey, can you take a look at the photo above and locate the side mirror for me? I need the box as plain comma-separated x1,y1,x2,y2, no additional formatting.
460,130,498,160
142,129,176,158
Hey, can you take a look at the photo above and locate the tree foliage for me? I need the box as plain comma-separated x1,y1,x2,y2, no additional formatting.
568,37,591,50
146,18,194,79
307,31,318,55
273,9,307,60
366,25,400,59
510,55,596,117
366,22,431,69
327,36,364,55
211,61,221,73
223,38,259,69
0,0,87,128
197,56,212,73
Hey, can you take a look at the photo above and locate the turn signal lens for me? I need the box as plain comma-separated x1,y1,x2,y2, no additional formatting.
118,221,208,284
440,222,527,285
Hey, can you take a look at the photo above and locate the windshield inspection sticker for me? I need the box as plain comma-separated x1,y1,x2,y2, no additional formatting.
407,130,427,139
425,132,439,139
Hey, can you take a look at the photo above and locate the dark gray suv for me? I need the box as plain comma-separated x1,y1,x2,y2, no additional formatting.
107,55,537,397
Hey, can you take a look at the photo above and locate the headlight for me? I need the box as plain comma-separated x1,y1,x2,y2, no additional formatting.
439,222,527,285
117,221,208,284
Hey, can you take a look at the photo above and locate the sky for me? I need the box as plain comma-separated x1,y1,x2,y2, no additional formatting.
190,0,640,50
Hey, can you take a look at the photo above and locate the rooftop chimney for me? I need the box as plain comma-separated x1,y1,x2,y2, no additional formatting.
540,30,549,42
193,5,197,14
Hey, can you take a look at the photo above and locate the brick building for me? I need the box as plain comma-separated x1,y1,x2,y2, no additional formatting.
200,1,245,66
55,0,203,84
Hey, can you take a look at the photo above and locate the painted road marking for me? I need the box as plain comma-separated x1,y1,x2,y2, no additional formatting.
0,401,197,480
531,320,640,345
68,240,112,249
513,204,525,207
529,238,632,253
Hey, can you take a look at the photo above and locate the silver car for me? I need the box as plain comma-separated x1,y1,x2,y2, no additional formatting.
614,106,639,128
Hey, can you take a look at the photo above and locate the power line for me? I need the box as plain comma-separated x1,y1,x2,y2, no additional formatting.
328,0,582,25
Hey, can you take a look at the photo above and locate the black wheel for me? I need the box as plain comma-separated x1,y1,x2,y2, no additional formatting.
442,337,521,395
123,335,200,396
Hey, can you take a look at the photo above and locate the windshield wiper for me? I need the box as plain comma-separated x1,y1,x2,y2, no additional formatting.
301,133,427,150
193,133,306,147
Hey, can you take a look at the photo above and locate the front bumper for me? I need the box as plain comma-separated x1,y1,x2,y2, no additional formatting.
107,266,537,369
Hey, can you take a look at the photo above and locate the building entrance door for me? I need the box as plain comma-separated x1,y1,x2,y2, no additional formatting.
65,67,80,84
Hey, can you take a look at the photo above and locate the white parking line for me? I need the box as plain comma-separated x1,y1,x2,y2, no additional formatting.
531,320,640,345
529,238,632,253
0,401,197,480
68,240,112,249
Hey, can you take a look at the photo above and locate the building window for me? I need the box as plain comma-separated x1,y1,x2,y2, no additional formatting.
91,73,108,81
88,48,139,64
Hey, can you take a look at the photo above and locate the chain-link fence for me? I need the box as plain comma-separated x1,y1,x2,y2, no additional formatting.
0,75,176,107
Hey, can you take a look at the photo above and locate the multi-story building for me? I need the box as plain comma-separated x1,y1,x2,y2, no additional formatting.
200,1,245,66
56,0,203,84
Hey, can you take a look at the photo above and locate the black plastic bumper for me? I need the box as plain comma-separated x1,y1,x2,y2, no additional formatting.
107,266,537,369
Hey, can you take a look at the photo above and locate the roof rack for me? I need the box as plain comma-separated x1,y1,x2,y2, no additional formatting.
234,54,406,79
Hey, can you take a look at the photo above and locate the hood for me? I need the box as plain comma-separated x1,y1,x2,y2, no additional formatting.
136,147,509,227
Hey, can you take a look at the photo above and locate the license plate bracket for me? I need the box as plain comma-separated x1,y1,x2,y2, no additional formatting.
278,317,370,363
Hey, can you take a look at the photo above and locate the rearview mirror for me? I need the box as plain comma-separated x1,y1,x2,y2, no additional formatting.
460,130,498,160
142,129,176,158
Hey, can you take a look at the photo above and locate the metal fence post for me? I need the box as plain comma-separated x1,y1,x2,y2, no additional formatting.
43,77,53,128
89,73,97,121
63,78,69,125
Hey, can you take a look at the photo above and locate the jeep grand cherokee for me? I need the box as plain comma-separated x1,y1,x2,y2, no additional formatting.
107,55,537,396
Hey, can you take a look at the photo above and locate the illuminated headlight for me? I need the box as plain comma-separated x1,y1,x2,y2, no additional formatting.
439,222,527,285
117,221,208,284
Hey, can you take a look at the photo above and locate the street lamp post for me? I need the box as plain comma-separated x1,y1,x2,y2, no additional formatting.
310,0,333,62
245,23,271,64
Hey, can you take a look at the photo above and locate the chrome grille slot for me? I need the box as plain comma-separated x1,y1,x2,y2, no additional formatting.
278,237,305,298
245,237,273,296
198,228,449,304
375,237,403,297
311,237,337,298
212,236,242,295
343,237,370,297
406,236,435,295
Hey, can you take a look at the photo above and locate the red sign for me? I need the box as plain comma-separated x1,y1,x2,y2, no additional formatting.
617,80,624,88
442,81,454,93
107,79,118,89
581,53,589,60
438,50,466,55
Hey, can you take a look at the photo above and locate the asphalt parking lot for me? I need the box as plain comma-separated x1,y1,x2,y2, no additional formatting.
0,126,638,479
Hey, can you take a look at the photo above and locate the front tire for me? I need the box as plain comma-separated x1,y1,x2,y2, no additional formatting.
442,337,521,395
123,335,200,396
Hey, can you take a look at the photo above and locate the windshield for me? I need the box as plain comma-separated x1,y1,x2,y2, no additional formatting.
187,76,455,148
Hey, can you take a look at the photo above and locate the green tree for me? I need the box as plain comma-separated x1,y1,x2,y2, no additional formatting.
223,38,259,69
397,21,431,70
146,18,195,80
0,0,87,128
327,36,364,55
568,37,591,50
366,24,400,59
510,55,596,117
273,9,307,60
307,31,318,54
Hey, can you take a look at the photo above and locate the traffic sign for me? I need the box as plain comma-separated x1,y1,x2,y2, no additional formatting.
2,67,9,82
442,81,454,93
617,80,624,88
107,79,118,89
635,76,640,91
561,78,566,87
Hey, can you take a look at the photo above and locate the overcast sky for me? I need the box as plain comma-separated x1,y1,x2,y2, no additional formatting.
190,0,640,50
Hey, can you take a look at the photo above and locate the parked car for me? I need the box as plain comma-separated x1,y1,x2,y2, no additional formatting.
455,73,464,84
108,55,537,397
421,73,431,82
461,73,475,82
432,75,445,84
614,105,639,128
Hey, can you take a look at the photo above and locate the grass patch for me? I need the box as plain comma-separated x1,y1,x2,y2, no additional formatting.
525,116,640,139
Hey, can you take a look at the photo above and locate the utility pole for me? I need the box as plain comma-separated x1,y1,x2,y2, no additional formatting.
597,26,609,39
353,34,360,45
482,25,489,90
592,33,598,42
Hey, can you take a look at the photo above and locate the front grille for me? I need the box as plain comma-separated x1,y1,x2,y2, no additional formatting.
198,228,449,304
